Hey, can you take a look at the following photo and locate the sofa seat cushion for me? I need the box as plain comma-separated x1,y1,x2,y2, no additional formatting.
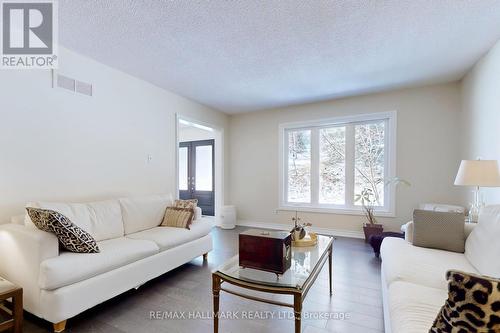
388,281,447,333
381,237,478,290
126,221,213,251
39,237,159,290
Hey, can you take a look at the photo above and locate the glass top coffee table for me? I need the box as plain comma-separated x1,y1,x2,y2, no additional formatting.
212,234,334,333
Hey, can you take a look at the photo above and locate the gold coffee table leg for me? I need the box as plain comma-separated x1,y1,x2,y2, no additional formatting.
13,289,23,333
329,245,333,296
294,292,302,333
212,274,221,333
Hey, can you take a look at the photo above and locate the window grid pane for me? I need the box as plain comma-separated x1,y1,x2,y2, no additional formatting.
195,145,213,191
319,127,346,204
179,147,188,191
283,115,392,212
287,130,311,203
354,121,386,207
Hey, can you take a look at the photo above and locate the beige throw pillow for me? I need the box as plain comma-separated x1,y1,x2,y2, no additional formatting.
174,199,198,210
412,209,465,253
161,207,194,229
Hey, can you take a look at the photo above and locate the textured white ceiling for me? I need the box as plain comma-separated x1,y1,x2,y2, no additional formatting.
59,1,500,113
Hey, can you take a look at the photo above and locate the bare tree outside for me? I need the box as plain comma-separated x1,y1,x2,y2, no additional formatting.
354,121,385,207
287,130,311,203
320,127,346,204
286,120,386,207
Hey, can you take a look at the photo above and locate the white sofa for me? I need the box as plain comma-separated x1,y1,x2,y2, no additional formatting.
0,194,213,332
380,205,500,333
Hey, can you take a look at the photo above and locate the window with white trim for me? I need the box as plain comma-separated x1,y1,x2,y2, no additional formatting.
280,112,396,215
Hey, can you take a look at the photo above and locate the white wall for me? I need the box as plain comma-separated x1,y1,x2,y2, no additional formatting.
460,39,500,205
4,42,496,232
179,126,215,142
0,47,229,224
229,83,463,235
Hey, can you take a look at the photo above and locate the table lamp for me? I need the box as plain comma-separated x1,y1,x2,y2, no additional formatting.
454,159,500,222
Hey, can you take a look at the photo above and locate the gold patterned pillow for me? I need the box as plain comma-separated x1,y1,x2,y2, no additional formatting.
430,270,500,332
161,207,194,229
174,199,198,210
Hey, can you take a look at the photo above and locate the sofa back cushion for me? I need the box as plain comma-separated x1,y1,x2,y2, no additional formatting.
465,205,500,277
25,200,124,242
119,194,172,234
26,201,93,232
87,200,124,241
26,207,100,253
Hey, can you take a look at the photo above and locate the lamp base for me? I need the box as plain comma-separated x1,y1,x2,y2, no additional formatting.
467,204,480,223
468,187,484,223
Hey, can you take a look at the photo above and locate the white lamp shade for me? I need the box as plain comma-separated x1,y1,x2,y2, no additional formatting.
454,160,500,187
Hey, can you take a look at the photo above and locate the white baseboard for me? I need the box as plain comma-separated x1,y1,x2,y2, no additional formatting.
235,220,364,239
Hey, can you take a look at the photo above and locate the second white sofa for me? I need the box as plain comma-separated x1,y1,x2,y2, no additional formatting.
0,194,214,332
380,205,500,333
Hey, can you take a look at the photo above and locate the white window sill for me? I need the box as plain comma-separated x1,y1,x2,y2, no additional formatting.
278,205,396,218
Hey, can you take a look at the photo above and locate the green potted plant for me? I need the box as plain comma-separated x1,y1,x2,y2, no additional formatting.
356,188,384,242
357,177,411,242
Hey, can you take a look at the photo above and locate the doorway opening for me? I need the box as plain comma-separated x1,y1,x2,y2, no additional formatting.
179,139,215,215
176,116,223,218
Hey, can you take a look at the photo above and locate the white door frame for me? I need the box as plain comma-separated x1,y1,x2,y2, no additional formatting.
175,113,224,220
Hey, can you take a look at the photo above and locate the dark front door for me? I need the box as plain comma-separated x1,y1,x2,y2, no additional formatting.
179,139,215,216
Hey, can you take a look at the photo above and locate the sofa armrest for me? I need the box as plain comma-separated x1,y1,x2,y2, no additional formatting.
465,223,476,239
401,221,414,243
0,224,58,312
194,206,202,221
10,214,25,225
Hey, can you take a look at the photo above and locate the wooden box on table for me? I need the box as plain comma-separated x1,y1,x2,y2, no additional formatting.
239,229,292,275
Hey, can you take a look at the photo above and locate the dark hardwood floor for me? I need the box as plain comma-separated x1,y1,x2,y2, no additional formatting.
23,227,383,333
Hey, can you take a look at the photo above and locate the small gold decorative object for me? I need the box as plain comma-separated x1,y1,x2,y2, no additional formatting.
290,211,305,241
290,211,312,241
289,211,317,246
292,231,318,247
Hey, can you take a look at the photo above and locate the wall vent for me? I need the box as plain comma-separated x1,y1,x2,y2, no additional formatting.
52,70,93,97
56,74,75,91
75,80,93,96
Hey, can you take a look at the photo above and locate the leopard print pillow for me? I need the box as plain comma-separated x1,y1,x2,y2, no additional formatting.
430,270,500,333
26,207,100,253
